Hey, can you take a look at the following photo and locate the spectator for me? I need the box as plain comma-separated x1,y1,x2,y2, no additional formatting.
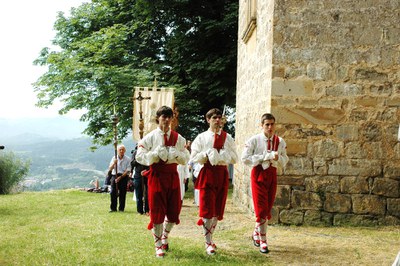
108,144,131,212
130,145,149,215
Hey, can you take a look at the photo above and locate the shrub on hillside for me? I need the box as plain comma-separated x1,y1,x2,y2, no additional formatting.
0,151,30,194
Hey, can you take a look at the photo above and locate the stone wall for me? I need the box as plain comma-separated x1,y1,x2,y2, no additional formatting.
234,0,400,226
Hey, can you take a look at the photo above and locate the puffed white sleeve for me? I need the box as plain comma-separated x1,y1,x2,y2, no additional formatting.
135,135,160,166
207,148,220,166
173,135,190,165
190,135,208,164
241,137,264,167
218,134,238,165
277,138,289,169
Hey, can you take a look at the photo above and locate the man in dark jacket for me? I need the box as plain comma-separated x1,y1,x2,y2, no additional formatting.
130,145,149,215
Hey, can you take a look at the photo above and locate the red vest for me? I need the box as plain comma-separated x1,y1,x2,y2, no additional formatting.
164,130,179,147
213,131,227,151
268,134,280,152
158,130,179,165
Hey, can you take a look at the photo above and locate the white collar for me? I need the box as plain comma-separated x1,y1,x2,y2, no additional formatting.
157,127,171,136
208,128,221,135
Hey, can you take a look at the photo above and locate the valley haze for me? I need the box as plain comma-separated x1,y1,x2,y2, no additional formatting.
1,116,135,191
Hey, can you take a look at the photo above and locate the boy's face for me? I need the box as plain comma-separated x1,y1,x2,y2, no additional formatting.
158,114,172,131
207,114,222,131
262,119,276,137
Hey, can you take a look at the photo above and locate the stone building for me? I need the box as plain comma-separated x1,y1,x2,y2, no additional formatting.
234,0,400,226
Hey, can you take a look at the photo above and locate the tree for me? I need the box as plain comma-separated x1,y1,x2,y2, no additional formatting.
34,0,238,144
161,1,238,139
0,151,30,194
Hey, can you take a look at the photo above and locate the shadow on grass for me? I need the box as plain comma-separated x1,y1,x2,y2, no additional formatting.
0,207,13,216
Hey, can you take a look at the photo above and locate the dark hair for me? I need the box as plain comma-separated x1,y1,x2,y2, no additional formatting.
261,113,275,124
156,106,174,123
205,108,222,120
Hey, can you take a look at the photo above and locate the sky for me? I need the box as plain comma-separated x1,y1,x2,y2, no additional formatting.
0,0,87,120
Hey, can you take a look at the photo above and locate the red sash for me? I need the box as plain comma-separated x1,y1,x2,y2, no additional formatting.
213,131,226,151
159,130,179,165
165,130,179,147
268,134,280,152
202,130,227,168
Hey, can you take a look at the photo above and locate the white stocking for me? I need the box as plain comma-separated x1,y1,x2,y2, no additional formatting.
259,219,267,243
253,221,260,240
202,218,213,244
202,218,216,255
210,217,218,246
162,219,175,245
152,223,164,256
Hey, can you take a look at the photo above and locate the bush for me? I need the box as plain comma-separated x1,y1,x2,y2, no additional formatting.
0,151,30,194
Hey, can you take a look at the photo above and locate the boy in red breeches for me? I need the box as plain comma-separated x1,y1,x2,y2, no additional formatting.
241,113,289,254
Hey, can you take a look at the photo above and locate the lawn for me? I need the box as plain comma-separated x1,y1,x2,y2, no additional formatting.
1,189,399,265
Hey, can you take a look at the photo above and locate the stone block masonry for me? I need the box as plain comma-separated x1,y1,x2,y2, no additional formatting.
235,0,400,226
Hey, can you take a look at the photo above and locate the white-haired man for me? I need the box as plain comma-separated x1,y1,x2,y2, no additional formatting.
108,144,131,212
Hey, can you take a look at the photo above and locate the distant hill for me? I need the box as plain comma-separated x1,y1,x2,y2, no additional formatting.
6,137,135,191
0,117,86,141
0,117,135,191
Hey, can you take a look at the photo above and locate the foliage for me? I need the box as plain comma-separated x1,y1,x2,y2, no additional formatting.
159,0,239,139
34,0,161,146
33,0,238,144
0,151,30,194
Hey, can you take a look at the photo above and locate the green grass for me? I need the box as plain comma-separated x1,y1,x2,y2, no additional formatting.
1,189,399,265
0,190,259,265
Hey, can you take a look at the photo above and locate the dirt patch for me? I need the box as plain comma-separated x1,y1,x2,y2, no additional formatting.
176,195,253,237
174,191,400,266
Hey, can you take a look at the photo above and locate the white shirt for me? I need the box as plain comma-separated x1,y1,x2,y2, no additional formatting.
241,133,289,170
109,155,131,175
136,127,190,166
190,129,238,166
